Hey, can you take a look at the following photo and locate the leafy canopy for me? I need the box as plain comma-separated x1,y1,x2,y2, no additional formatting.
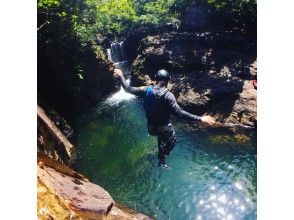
38,0,256,46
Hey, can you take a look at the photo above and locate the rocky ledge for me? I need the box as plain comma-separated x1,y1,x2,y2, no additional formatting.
130,30,257,128
37,154,152,220
37,106,152,220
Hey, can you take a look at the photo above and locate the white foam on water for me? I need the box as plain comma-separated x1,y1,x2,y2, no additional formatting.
106,42,135,105
106,83,135,104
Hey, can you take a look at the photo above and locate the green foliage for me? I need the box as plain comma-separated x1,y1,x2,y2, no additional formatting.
96,0,138,36
38,0,257,48
38,0,256,118
137,0,178,25
37,0,60,9
71,0,181,40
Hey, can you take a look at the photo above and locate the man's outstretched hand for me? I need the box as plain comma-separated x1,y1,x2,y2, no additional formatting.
114,68,123,77
200,115,216,126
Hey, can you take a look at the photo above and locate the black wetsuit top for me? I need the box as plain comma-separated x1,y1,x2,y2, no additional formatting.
120,76,201,126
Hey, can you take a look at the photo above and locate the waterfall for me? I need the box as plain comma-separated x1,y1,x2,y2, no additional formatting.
107,41,127,65
106,48,113,62
106,41,135,104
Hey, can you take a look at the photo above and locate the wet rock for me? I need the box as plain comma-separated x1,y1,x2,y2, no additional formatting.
95,34,111,49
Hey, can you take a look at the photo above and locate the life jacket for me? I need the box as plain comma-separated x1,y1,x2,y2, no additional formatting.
143,85,169,126
143,86,168,112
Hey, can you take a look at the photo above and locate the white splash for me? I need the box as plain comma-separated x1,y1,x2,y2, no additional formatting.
106,80,135,104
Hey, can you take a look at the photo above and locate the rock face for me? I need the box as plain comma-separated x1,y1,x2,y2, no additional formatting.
180,4,210,30
37,106,152,219
38,165,113,219
124,24,177,63
37,155,152,220
38,105,74,164
38,44,117,121
129,30,256,128
46,109,74,140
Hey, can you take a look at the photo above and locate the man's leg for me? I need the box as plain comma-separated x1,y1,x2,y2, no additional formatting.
157,124,176,167
157,135,166,162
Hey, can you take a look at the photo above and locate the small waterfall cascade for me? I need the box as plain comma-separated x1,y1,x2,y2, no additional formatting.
107,41,128,65
106,41,135,104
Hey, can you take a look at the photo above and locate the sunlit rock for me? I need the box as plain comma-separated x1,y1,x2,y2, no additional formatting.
37,159,153,220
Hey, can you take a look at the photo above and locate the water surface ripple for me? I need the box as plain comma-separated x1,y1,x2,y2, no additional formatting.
73,97,256,220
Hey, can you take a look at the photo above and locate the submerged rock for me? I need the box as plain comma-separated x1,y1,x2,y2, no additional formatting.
209,134,251,145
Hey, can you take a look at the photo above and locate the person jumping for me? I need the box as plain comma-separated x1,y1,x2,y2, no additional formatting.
114,69,216,168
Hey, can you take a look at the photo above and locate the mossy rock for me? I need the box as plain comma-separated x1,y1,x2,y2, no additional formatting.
209,134,251,145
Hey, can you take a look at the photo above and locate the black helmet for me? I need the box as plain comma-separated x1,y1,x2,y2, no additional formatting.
155,69,171,82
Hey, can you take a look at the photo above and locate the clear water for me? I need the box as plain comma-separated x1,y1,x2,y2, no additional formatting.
72,63,256,220
72,99,256,220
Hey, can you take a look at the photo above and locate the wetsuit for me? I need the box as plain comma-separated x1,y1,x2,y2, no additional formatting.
120,76,202,163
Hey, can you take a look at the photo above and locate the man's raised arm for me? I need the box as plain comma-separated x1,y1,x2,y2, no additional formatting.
166,92,216,126
114,68,146,96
